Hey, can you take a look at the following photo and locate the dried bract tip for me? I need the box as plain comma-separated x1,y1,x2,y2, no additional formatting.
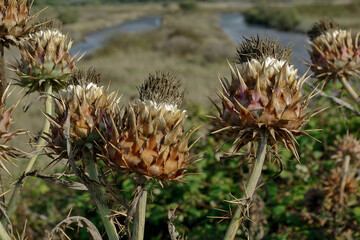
332,134,360,164
14,29,76,94
47,79,119,160
70,68,101,86
0,0,41,47
0,86,26,175
105,72,197,181
307,19,360,88
212,36,312,159
138,72,184,108
307,18,340,41
236,34,292,64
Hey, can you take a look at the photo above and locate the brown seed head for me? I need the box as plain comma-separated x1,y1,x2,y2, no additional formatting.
105,72,197,181
213,35,312,159
307,18,360,88
322,167,358,207
14,28,76,94
236,35,292,64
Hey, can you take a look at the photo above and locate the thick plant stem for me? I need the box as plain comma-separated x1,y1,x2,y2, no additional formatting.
340,76,360,107
339,155,351,205
0,43,5,103
132,189,147,240
25,83,53,172
0,43,5,213
223,134,268,240
84,149,119,240
0,221,11,240
2,83,52,222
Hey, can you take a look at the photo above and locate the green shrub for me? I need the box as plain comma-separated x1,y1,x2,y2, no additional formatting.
178,1,198,12
244,4,300,31
57,7,79,25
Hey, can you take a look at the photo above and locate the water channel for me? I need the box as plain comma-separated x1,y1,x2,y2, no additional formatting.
71,13,310,74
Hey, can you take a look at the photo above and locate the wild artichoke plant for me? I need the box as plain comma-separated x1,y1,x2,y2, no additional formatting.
215,35,315,240
47,69,119,160
307,18,360,89
0,0,40,47
212,35,312,159
14,28,77,94
105,72,198,181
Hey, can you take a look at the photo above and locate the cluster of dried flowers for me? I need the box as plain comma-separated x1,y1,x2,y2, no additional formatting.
0,0,360,239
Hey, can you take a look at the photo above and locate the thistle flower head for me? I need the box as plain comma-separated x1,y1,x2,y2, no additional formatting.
332,134,360,164
212,35,312,159
47,69,119,160
307,18,360,88
105,72,198,181
0,0,40,47
14,27,76,94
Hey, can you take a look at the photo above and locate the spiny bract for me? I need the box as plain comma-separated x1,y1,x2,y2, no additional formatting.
105,72,198,181
14,29,77,94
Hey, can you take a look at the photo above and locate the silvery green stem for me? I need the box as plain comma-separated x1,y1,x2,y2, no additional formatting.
340,76,360,107
25,83,53,172
3,83,53,222
0,221,11,240
223,134,268,240
339,155,351,204
84,148,119,240
132,189,147,240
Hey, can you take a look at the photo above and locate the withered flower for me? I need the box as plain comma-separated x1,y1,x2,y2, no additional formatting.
105,72,198,181
332,134,360,164
307,18,360,88
322,168,358,207
0,0,41,47
14,28,77,94
47,69,119,160
211,35,313,159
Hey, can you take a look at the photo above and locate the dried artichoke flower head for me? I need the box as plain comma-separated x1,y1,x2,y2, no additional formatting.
322,167,358,208
212,35,313,159
307,18,360,88
0,0,41,47
47,69,119,160
14,24,77,94
106,72,198,181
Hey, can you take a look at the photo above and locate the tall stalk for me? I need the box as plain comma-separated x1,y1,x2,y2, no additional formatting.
2,83,52,222
0,43,5,214
223,134,268,240
83,147,119,240
132,189,147,240
0,43,5,103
